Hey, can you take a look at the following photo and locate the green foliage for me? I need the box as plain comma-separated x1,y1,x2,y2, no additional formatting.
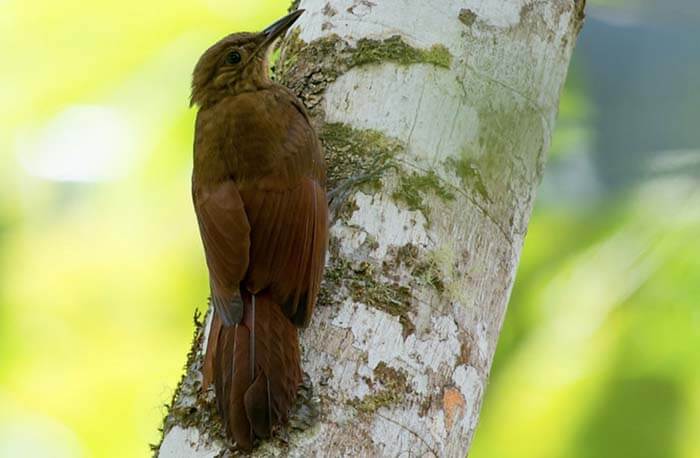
0,1,293,457
548,58,594,159
470,193,700,458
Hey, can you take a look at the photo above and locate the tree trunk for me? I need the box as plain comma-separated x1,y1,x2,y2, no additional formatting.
155,0,585,456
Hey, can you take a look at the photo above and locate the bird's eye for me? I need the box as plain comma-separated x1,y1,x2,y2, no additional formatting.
226,51,242,65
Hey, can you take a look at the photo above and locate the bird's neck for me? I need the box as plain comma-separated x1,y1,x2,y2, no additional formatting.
232,75,271,95
204,74,272,108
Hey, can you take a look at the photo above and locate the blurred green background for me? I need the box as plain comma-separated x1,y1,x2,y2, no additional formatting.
0,1,697,457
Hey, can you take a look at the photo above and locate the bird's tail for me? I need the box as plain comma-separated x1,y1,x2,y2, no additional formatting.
202,292,301,451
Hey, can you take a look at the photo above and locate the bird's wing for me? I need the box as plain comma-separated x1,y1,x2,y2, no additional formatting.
240,177,328,327
229,88,328,327
194,180,251,325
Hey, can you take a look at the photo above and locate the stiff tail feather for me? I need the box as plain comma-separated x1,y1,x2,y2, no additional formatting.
202,293,302,450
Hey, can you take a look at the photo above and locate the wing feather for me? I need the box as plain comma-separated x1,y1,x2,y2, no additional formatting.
240,178,327,326
194,180,251,324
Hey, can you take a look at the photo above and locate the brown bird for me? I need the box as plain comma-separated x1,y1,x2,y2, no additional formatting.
189,10,327,450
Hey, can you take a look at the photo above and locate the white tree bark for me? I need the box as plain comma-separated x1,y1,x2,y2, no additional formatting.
155,1,584,456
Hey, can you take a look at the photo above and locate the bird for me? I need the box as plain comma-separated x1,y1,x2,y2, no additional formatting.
189,9,328,450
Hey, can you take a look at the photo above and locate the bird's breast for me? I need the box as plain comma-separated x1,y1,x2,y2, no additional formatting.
193,88,318,189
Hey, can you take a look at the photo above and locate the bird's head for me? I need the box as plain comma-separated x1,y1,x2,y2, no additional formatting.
190,9,303,107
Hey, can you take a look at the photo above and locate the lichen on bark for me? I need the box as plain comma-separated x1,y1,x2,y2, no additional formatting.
150,311,224,455
351,36,452,69
322,240,416,337
277,30,453,119
391,170,456,224
320,122,403,194
444,154,492,204
458,8,478,27
350,362,411,414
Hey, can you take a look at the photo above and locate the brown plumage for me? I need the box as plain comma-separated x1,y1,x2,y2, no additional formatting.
190,10,327,450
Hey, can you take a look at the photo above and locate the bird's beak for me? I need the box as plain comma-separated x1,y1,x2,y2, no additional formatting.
261,9,304,45
246,9,304,66
245,10,305,65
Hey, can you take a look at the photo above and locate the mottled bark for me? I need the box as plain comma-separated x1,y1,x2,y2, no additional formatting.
155,1,584,456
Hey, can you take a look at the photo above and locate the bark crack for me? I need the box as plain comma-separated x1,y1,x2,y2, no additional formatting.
395,158,514,245
445,97,464,154
459,63,553,136
375,412,439,458
341,16,425,46
406,79,428,146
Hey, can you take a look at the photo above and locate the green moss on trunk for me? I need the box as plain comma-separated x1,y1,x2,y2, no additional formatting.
324,255,416,337
151,310,225,455
350,362,411,414
392,170,456,223
351,36,452,69
444,155,492,204
277,31,452,120
320,122,403,193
